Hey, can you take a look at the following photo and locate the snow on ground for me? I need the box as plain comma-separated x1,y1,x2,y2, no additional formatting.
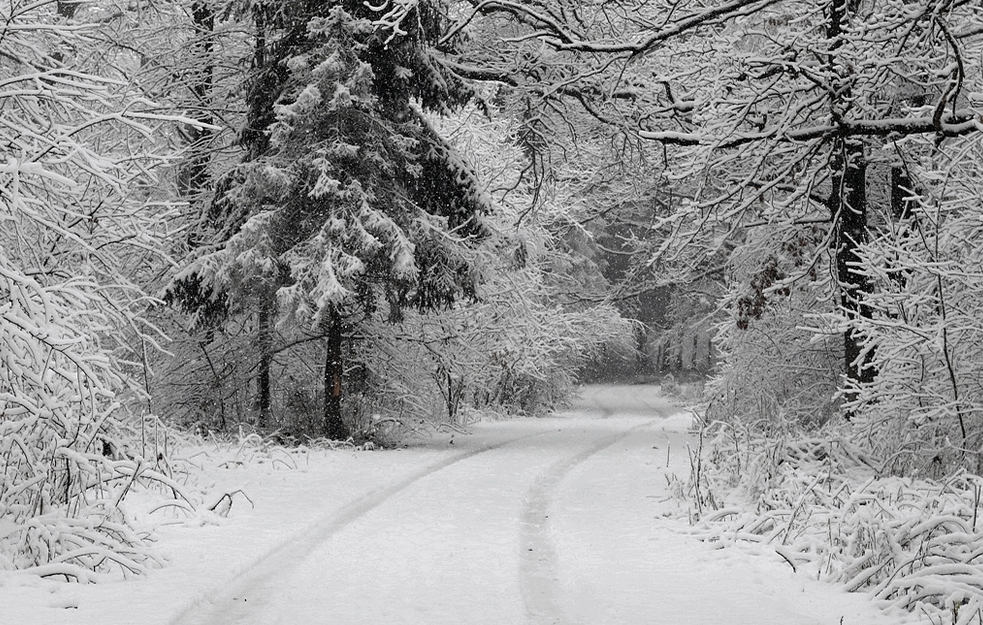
0,384,924,624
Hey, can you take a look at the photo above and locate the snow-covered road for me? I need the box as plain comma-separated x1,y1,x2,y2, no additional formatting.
1,385,921,624
177,394,674,625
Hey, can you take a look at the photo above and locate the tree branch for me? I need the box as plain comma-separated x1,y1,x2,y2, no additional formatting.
640,111,981,146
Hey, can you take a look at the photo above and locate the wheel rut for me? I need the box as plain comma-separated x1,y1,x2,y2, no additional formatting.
520,419,655,625
171,429,549,625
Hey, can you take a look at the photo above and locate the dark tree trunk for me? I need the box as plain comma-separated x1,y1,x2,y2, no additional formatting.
178,2,216,202
257,299,273,427
244,4,279,430
181,2,217,255
830,139,874,396
826,0,874,403
324,309,350,440
56,0,79,18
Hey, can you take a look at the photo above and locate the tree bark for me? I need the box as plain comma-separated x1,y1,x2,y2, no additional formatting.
826,0,874,403
257,299,273,427
324,308,350,440
56,0,79,18
245,4,278,430
831,139,874,395
178,2,216,202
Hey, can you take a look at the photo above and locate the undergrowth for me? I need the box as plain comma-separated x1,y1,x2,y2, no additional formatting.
0,414,198,583
690,420,983,625
0,417,371,583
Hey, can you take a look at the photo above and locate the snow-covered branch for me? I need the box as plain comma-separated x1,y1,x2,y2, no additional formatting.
641,111,982,145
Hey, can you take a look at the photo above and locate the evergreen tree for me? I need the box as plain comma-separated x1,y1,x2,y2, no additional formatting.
171,0,489,438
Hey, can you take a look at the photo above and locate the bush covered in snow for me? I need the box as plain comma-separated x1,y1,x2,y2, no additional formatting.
703,226,843,430
845,149,983,477
691,421,983,625
0,0,201,581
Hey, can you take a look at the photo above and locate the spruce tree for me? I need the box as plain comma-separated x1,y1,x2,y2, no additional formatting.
171,0,488,438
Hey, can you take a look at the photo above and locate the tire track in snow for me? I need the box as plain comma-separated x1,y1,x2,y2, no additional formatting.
520,419,655,625
170,429,550,625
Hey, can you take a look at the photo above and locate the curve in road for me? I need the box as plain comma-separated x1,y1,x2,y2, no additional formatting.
170,428,551,625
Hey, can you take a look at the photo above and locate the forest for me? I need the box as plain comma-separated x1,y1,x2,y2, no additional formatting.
3,0,983,621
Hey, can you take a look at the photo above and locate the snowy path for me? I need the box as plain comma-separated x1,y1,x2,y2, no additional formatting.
2,385,922,624
176,401,673,625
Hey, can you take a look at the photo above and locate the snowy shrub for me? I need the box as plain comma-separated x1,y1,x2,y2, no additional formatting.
151,320,248,432
0,0,198,580
847,143,983,475
693,422,983,625
0,270,196,580
660,373,681,398
350,287,633,435
152,313,317,435
705,226,842,428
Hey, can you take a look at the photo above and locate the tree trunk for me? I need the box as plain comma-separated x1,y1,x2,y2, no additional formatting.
830,138,874,395
826,0,874,402
324,308,350,440
178,2,216,203
56,0,79,18
244,4,278,432
257,299,273,427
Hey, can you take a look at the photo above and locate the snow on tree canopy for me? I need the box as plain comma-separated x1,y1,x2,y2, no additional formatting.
166,0,492,435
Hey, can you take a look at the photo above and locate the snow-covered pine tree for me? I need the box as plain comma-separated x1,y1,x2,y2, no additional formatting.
171,0,489,438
